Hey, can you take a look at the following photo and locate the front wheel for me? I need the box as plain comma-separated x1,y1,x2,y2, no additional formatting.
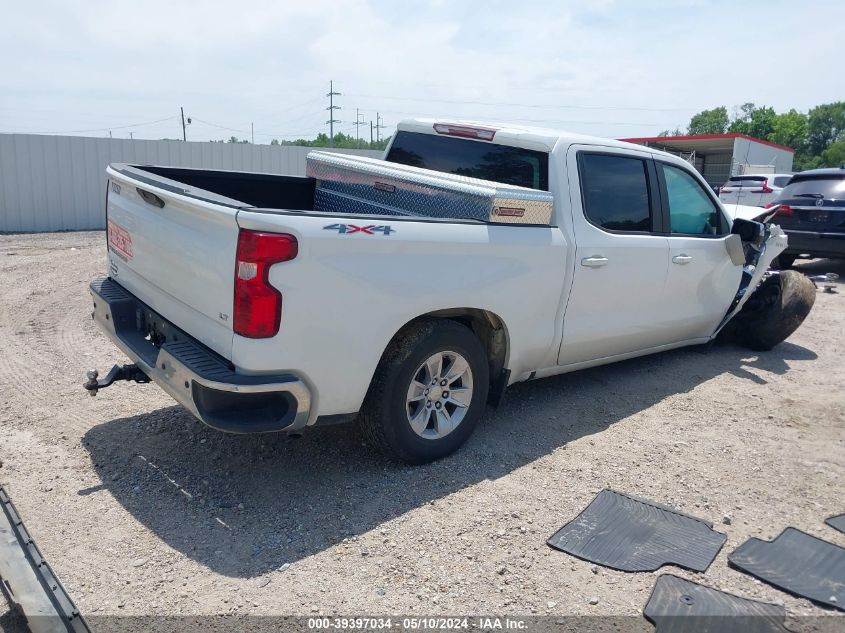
360,319,489,464
732,270,816,351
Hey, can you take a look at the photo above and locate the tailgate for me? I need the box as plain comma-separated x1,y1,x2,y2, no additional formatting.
105,165,241,359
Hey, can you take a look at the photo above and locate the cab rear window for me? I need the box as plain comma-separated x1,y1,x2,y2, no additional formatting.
386,131,549,191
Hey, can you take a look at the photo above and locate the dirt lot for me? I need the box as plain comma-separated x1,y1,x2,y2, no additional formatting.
1,231,843,630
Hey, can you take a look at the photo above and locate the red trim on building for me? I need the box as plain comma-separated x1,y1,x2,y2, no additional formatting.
620,133,795,154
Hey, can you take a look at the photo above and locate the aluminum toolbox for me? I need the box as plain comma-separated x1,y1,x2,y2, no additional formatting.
306,151,554,225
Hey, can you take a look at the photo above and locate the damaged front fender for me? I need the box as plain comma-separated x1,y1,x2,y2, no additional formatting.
711,219,788,338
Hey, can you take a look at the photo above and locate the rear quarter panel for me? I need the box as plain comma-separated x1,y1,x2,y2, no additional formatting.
234,211,568,418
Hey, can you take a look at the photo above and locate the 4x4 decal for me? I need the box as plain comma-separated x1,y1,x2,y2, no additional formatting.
323,223,394,235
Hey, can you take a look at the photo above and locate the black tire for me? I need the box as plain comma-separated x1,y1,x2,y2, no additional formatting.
772,253,797,269
359,319,489,464
733,270,816,351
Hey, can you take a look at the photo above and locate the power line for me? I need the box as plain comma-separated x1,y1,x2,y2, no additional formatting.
346,92,690,113
190,117,324,140
256,95,324,119
368,108,663,127
32,115,179,135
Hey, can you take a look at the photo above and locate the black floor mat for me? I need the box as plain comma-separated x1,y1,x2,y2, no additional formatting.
644,574,794,633
728,528,845,611
546,489,726,572
826,513,845,535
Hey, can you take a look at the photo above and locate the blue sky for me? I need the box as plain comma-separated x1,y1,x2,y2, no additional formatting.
1,0,842,142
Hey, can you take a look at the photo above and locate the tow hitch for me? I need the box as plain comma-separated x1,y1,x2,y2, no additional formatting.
83,363,150,396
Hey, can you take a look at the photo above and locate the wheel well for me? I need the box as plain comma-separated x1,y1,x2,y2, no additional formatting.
389,309,510,406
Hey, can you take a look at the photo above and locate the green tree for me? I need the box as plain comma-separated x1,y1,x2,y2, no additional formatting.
657,127,684,137
769,109,808,151
728,102,756,134
728,104,776,139
749,106,777,139
687,106,728,135
821,139,845,167
806,102,845,155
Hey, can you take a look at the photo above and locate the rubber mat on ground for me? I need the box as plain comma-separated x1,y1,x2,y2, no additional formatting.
826,513,845,535
728,528,845,611
644,574,794,633
546,489,726,572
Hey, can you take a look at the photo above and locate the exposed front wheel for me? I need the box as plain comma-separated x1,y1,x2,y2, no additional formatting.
732,270,816,351
360,319,489,464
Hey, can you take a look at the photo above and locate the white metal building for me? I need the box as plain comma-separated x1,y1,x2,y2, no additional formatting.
621,133,795,189
0,134,380,232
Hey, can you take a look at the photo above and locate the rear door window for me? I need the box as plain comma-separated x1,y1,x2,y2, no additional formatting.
385,131,549,190
772,176,792,188
578,153,653,232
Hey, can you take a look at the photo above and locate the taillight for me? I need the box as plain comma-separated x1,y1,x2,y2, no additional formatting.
764,202,793,216
755,180,773,194
433,123,497,141
233,230,298,338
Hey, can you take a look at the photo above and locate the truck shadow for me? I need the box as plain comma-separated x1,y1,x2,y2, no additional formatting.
82,340,816,578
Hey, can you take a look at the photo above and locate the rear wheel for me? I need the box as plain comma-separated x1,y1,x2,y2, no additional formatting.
360,319,489,464
732,270,816,351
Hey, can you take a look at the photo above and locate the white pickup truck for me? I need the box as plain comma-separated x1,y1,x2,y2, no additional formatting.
86,118,814,463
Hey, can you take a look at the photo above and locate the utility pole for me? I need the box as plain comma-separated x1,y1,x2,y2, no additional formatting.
325,80,341,147
251,122,254,144
375,112,386,144
180,107,191,141
129,132,133,140
370,120,374,146
355,108,366,149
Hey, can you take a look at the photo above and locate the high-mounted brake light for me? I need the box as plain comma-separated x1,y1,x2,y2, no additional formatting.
433,123,497,141
233,230,298,338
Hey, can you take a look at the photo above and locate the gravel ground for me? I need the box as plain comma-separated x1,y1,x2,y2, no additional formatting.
0,231,843,631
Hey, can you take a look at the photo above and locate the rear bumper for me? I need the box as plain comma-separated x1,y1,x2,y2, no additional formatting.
782,229,845,259
89,277,311,433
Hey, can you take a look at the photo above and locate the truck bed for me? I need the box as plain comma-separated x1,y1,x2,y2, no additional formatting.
115,164,317,212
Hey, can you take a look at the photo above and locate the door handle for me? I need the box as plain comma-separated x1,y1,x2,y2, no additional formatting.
672,254,693,265
581,256,609,268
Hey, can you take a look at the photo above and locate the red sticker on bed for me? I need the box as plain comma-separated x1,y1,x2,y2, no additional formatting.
107,220,133,260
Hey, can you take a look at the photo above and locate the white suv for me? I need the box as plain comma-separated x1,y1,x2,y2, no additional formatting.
719,174,792,207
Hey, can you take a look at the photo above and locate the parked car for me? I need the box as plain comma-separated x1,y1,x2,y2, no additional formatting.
719,174,793,207
85,119,813,463
765,166,845,268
